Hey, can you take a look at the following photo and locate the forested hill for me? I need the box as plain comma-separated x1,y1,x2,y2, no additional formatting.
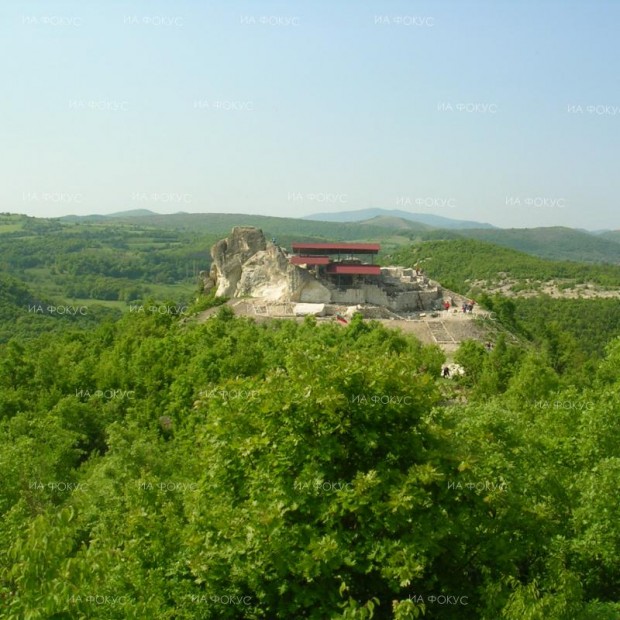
0,274,121,343
388,238,620,292
600,229,620,244
57,212,433,244
456,226,620,265
4,212,620,266
60,211,620,265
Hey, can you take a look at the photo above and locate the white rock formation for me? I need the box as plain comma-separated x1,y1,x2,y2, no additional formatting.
210,227,330,302
210,227,267,297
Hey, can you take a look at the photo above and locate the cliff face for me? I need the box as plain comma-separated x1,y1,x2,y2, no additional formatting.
210,227,267,297
210,227,330,302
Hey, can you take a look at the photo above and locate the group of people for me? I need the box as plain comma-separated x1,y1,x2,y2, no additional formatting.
442,298,475,313
462,300,475,313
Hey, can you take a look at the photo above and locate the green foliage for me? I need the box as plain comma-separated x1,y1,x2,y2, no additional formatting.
0,306,618,618
187,293,229,315
458,226,620,265
512,297,620,358
0,220,210,313
0,273,123,344
1,227,620,618
389,239,620,291
454,339,487,386
504,350,560,403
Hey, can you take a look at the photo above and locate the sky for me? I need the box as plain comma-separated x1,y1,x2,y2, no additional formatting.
1,0,619,230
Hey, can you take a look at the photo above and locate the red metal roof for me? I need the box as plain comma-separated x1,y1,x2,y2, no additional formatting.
291,242,380,254
289,256,331,265
325,264,381,275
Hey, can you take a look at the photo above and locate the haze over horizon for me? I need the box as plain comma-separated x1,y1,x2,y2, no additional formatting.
2,0,618,229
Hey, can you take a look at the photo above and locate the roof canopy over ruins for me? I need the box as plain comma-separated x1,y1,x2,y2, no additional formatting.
291,241,380,276
204,227,442,312
291,242,380,255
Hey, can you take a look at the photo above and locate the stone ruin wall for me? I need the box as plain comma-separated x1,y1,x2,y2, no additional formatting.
304,266,443,311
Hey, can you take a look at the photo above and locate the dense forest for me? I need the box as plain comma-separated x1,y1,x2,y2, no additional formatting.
0,221,212,306
0,217,619,618
0,299,619,618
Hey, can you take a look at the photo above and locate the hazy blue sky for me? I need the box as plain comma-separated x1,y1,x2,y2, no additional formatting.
2,0,619,229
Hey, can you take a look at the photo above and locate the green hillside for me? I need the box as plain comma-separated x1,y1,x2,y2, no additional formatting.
357,215,433,230
52,212,620,265
457,226,620,264
0,216,214,311
511,296,620,357
388,238,620,292
0,273,121,343
599,230,620,244
58,212,430,244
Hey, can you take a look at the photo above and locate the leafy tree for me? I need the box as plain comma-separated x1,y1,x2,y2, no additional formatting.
454,340,487,387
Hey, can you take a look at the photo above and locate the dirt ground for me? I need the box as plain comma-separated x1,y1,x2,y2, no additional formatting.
375,309,497,358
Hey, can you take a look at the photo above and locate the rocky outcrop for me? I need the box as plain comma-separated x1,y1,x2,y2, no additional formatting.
236,244,294,300
199,270,216,294
210,227,267,297
210,227,330,302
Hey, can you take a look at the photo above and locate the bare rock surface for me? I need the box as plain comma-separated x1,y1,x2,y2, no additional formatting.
211,227,267,297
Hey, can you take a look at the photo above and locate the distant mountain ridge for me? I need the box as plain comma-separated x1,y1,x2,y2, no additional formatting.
356,216,433,230
59,209,157,222
108,209,158,217
47,210,620,265
303,208,496,229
